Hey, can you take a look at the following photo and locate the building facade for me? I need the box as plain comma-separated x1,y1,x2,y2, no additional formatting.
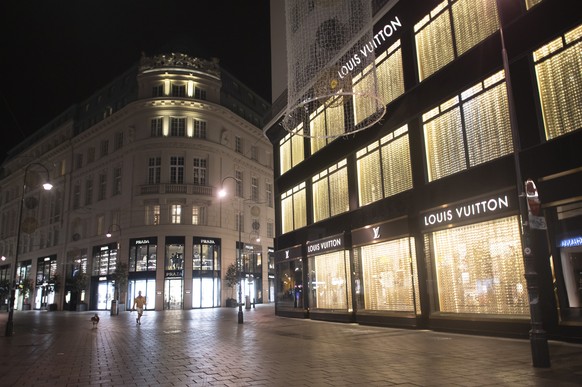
265,0,582,342
0,52,275,313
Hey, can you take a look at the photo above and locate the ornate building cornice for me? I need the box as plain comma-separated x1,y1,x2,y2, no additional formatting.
139,52,220,77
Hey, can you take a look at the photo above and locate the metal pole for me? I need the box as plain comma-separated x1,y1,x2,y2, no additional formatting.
238,199,244,324
499,18,550,367
5,163,52,336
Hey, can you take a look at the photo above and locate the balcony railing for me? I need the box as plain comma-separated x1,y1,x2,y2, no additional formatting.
139,184,214,196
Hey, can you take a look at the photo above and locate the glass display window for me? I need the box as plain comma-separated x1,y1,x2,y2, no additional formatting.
165,242,184,271
357,237,420,313
129,239,157,272
309,251,352,311
92,244,118,276
276,258,304,308
426,216,530,317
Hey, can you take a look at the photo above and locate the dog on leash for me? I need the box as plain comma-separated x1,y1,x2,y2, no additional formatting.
91,313,100,327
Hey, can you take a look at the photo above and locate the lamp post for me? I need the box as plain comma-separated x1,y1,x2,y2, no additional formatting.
106,224,123,316
219,176,244,324
5,162,53,337
497,1,550,367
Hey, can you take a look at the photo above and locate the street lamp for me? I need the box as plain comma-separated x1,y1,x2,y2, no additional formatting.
5,162,53,337
106,224,122,316
496,0,550,367
219,176,244,324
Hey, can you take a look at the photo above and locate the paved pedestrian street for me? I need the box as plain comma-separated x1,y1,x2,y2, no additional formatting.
1,305,581,386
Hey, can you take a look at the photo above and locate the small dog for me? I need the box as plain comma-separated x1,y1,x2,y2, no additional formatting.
91,313,100,328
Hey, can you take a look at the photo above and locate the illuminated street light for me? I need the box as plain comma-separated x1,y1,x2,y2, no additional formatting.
5,162,53,337
219,176,244,324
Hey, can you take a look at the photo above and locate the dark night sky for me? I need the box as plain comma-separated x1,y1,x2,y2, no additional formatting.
0,0,271,161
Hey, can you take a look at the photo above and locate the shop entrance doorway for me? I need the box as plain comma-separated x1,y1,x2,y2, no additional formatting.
164,278,183,309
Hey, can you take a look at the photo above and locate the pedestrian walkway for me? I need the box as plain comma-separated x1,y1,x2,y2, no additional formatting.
1,305,581,386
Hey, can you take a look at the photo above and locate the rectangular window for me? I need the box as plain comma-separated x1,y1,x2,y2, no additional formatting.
309,103,344,154
358,237,420,313
114,132,123,151
266,182,273,208
192,206,206,225
193,119,207,139
74,153,83,170
73,182,81,209
145,204,160,225
84,178,93,206
251,177,259,202
414,0,499,81
250,145,258,161
279,124,305,175
87,147,95,164
267,222,274,238
427,216,529,316
170,117,186,137
533,24,582,140
192,158,207,186
194,87,207,100
357,125,413,206
280,182,307,234
171,204,182,224
152,84,164,97
309,251,352,311
151,118,163,137
353,40,404,126
100,140,109,157
423,71,513,182
312,159,349,223
148,157,161,184
235,170,243,197
171,84,186,97
98,173,107,201
235,136,243,153
170,156,184,184
112,167,122,196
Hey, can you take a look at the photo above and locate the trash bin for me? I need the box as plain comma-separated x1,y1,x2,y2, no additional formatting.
110,300,118,316
245,295,251,310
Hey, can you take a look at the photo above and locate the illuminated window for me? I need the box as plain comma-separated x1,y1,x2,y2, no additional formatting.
353,40,404,126
280,182,307,234
312,159,349,223
171,204,182,224
533,24,582,140
423,71,512,181
309,102,345,154
415,0,499,81
145,204,160,225
192,206,206,225
358,237,420,313
279,124,305,174
309,251,352,311
357,125,412,206
427,216,529,316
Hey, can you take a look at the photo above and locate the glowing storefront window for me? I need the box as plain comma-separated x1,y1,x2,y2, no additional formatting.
428,216,529,316
280,182,307,234
279,124,305,175
312,159,349,223
533,24,582,140
353,40,404,127
359,237,419,313
309,101,345,154
415,0,498,81
357,125,412,207
423,71,512,181
310,251,352,311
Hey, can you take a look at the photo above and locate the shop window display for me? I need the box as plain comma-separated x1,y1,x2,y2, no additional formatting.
427,216,529,316
309,251,352,311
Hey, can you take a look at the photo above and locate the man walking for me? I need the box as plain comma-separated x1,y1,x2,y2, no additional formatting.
132,291,146,325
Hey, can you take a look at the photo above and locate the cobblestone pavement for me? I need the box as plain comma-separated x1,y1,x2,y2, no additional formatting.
1,305,581,386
